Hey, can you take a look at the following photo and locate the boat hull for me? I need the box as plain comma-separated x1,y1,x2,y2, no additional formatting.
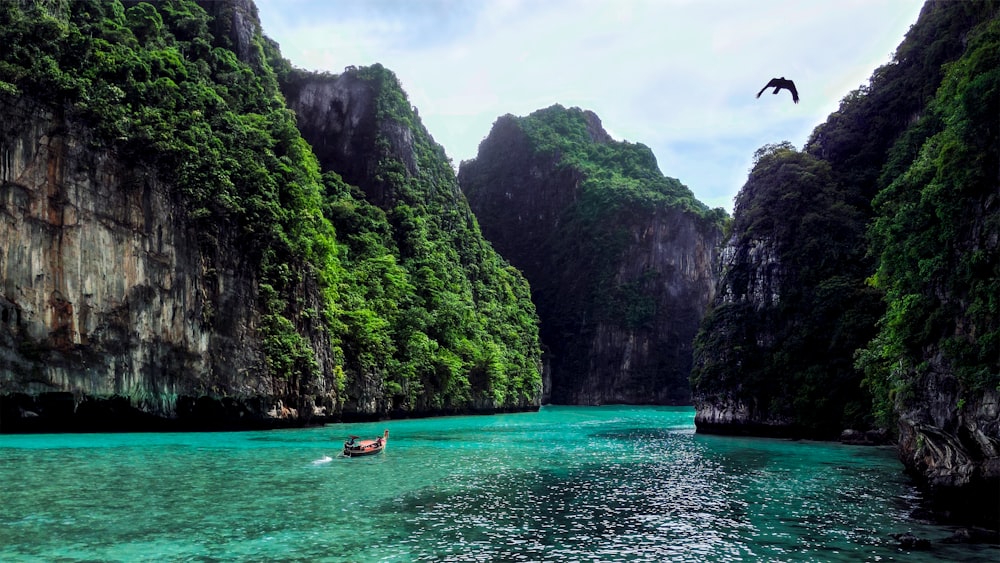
343,445,383,457
343,429,388,457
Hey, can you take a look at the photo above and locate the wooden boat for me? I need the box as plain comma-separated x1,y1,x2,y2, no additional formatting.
343,429,388,457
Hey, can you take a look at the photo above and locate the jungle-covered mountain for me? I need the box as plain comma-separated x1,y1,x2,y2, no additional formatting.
0,0,541,431
459,106,727,405
691,0,999,528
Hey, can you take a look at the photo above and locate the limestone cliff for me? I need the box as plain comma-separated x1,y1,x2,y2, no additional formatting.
0,96,329,430
690,234,793,437
691,0,1000,529
280,69,424,208
0,0,342,431
0,0,542,430
690,145,882,438
459,106,725,405
874,6,1000,527
898,361,1000,527
276,63,543,418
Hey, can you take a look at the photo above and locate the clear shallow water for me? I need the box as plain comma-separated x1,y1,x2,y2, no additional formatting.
1,405,996,562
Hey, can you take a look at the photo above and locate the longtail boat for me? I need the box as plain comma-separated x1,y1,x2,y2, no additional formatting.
343,429,388,457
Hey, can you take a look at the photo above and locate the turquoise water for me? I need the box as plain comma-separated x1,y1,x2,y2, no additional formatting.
1,406,996,562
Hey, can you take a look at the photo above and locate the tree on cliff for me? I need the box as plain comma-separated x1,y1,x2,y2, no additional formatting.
460,104,727,405
857,14,1000,428
691,143,882,437
273,62,544,412
0,0,541,422
693,0,999,440
692,0,999,527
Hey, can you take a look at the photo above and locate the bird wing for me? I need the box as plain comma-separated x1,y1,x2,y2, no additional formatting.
757,78,779,98
787,81,799,103
757,78,782,98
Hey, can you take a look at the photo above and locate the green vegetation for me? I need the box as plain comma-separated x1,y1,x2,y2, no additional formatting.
858,15,1000,426
461,105,727,403
276,62,543,411
691,143,882,436
519,105,728,223
0,0,541,412
693,1,999,437
2,0,325,387
516,107,728,316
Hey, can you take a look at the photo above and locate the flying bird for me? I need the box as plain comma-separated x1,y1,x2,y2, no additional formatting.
756,77,799,104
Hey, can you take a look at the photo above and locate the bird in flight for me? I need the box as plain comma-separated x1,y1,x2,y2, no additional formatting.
757,77,799,104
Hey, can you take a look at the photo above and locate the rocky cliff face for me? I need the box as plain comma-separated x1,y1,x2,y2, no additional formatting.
579,205,720,405
459,107,724,405
889,184,1000,529
691,233,793,436
278,65,543,417
691,0,1000,529
282,70,416,208
0,96,334,430
0,0,542,431
899,360,1000,526
690,143,886,440
0,0,352,431
885,7,1000,522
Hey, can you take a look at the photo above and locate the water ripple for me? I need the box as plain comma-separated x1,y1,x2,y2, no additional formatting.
2,407,997,562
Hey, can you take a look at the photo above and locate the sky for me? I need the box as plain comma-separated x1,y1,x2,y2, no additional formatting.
254,0,926,212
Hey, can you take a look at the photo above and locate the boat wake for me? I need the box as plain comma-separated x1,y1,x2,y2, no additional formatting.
311,455,333,465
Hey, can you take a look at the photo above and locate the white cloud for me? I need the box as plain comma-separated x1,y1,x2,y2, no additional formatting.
255,0,925,212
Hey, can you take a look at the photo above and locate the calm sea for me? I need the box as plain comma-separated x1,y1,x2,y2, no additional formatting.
1,405,996,562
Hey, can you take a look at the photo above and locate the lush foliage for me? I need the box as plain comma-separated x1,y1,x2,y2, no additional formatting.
0,0,541,411
458,104,726,403
516,105,728,333
693,1,999,437
858,15,1000,425
804,1,997,205
520,105,728,223
692,144,882,436
0,0,329,388
298,63,544,411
